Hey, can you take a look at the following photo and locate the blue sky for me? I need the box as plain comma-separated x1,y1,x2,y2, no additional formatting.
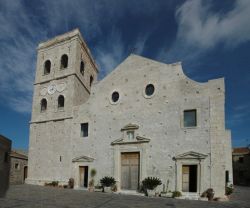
0,0,250,150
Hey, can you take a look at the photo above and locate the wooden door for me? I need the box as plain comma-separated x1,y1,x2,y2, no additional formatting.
121,152,139,190
79,166,85,187
182,166,189,192
79,166,88,188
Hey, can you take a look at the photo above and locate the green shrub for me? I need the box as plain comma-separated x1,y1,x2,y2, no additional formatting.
225,185,234,195
51,181,59,187
172,191,182,198
100,176,116,187
142,177,162,190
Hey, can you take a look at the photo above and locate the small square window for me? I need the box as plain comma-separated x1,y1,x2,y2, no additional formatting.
14,163,20,170
81,123,88,137
184,110,197,127
127,131,134,140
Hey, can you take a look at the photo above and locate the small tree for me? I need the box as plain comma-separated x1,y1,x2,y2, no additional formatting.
88,169,97,191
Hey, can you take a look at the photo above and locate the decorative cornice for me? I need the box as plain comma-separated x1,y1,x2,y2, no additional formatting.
174,151,207,160
111,135,150,145
30,116,73,124
121,123,139,131
72,155,95,162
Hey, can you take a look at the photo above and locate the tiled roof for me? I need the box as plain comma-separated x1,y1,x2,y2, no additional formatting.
233,147,250,155
10,151,28,160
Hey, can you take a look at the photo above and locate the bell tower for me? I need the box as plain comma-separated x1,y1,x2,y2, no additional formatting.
31,29,98,122
27,29,98,185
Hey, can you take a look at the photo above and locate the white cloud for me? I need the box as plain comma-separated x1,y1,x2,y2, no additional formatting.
175,0,250,49
0,0,158,113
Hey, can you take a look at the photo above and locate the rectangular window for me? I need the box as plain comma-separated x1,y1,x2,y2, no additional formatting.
81,123,88,137
239,157,244,163
184,110,197,127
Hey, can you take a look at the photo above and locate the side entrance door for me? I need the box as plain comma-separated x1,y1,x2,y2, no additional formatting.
182,165,197,192
121,152,140,190
79,166,88,188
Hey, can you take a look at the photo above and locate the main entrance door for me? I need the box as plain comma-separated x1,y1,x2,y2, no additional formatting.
182,165,197,192
79,166,88,188
121,152,140,190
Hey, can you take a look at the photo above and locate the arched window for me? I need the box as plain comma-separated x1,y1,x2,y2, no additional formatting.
60,54,68,69
80,61,85,75
44,60,51,75
90,75,94,86
58,95,65,109
41,99,47,112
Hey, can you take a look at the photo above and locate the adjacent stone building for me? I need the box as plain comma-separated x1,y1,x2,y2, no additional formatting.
26,29,233,197
233,147,250,186
9,150,28,185
0,135,11,197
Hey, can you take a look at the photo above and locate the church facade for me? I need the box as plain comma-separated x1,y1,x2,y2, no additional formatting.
26,29,232,197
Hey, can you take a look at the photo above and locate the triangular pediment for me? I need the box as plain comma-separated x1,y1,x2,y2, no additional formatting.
174,151,207,160
111,135,150,145
72,155,94,162
121,123,139,131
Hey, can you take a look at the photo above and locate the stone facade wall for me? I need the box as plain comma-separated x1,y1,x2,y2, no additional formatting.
27,29,232,197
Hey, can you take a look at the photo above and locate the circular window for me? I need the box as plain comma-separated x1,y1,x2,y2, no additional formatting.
145,84,155,96
112,91,119,103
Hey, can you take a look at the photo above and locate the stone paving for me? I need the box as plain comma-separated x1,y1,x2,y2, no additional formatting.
0,185,250,208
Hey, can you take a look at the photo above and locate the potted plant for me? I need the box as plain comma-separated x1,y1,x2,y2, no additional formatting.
201,188,214,201
68,178,74,189
88,169,97,192
142,177,162,197
100,176,116,193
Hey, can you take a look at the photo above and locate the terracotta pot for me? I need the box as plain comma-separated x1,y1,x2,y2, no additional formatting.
88,186,95,192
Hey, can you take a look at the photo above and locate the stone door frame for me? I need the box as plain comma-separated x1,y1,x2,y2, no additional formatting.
112,143,148,191
72,155,94,189
174,151,207,195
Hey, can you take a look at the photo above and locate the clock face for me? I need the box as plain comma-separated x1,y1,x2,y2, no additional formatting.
47,84,56,95
56,83,66,92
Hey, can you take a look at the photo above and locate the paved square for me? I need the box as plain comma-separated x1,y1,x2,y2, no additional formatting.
0,185,249,208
